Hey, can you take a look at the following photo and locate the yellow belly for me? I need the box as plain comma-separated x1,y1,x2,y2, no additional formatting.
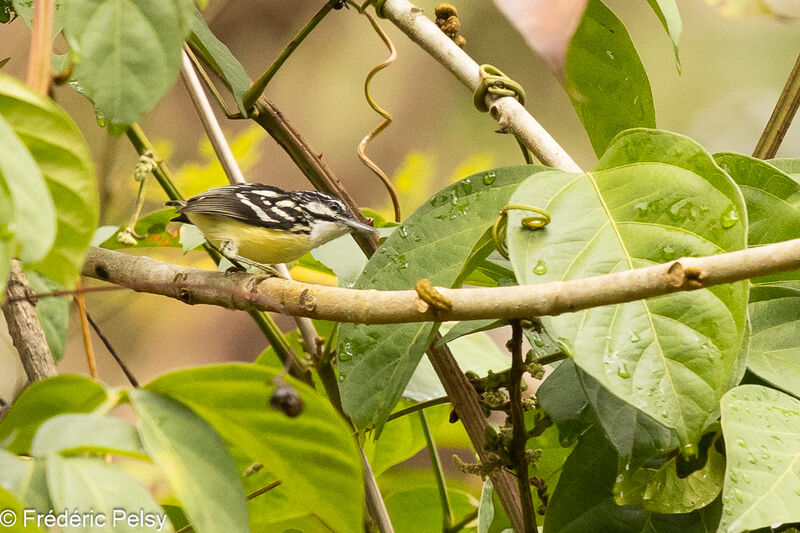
187,213,311,264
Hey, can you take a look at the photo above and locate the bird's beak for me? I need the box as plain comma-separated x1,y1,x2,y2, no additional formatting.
338,217,379,235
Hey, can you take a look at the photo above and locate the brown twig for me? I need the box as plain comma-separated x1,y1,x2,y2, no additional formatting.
84,311,139,387
25,0,54,94
2,262,57,381
508,320,536,531
754,51,800,159
74,279,98,379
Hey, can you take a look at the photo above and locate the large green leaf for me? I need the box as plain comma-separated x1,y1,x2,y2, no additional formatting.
188,7,249,115
544,424,722,532
0,174,12,292
99,208,182,250
508,129,748,446
0,114,55,264
714,153,800,396
719,385,800,532
615,440,724,513
145,364,363,533
31,413,146,459
62,0,193,125
384,486,477,533
0,375,107,454
0,74,97,286
769,158,800,180
0,450,50,514
566,0,655,156
477,480,512,533
339,166,547,431
129,390,248,533
46,453,173,532
0,486,44,532
645,0,682,70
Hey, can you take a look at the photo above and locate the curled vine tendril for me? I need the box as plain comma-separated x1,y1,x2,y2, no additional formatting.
492,205,551,259
356,10,402,222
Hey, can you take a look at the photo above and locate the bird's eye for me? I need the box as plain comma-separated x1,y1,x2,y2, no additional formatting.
330,202,343,213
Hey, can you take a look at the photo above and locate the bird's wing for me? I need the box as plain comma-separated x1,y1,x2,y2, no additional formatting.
174,184,298,229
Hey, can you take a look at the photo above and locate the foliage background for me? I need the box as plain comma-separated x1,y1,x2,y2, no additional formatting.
1,0,798,494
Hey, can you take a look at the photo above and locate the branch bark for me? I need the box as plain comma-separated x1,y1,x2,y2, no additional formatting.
380,0,581,173
83,238,800,324
2,262,58,381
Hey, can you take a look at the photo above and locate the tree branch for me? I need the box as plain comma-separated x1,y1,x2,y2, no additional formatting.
379,0,581,172
83,238,800,324
753,51,800,159
2,261,57,381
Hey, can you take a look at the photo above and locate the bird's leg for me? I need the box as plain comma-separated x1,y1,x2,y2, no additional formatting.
218,240,285,278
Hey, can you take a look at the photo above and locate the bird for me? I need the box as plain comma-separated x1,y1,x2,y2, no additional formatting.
167,183,377,274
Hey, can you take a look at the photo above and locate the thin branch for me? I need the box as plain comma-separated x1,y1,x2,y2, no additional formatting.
74,279,98,379
83,237,800,324
361,449,395,533
242,1,337,110
175,480,282,533
84,310,139,387
25,0,54,94
509,320,536,531
754,51,800,159
2,261,57,381
419,410,454,530
446,508,478,533
180,48,246,185
379,0,581,173
387,396,450,421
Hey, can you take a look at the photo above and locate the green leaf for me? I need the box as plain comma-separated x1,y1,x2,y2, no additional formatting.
129,389,248,533
62,0,194,125
537,360,592,447
0,375,107,454
566,0,656,156
0,74,97,287
769,158,800,180
615,440,724,513
544,424,721,532
188,7,249,115
144,364,363,533
719,385,800,532
0,181,14,293
363,404,448,478
25,272,69,362
404,329,510,402
100,208,182,250
339,166,547,430
478,480,512,533
384,485,477,533
0,450,51,514
46,453,172,532
31,414,146,459
0,114,55,264
714,153,800,396
508,129,748,446
0,486,45,532
645,0,682,71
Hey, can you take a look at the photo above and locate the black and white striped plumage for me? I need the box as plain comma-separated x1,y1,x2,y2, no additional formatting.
168,184,375,265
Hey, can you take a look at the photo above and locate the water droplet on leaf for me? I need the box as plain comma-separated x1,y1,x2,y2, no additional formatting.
533,260,547,275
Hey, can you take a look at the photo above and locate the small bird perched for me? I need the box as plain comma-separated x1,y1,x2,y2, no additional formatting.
167,184,377,272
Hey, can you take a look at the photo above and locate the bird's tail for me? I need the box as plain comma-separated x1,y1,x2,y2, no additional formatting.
166,200,190,223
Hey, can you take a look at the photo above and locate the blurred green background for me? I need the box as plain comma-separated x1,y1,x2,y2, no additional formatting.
0,0,798,497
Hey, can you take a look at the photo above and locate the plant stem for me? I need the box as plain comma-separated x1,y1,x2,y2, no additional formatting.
74,279,98,379
753,51,800,159
509,320,536,531
25,0,54,94
242,1,337,110
84,310,139,387
446,508,478,533
387,396,450,421
419,410,454,530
